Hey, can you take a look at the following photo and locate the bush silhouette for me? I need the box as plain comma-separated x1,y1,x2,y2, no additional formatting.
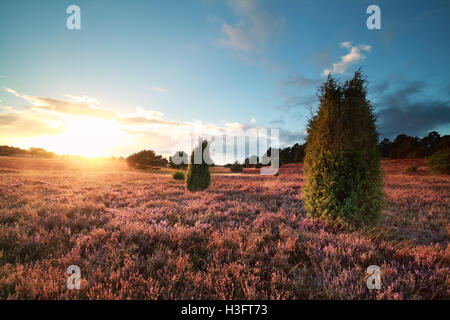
126,150,168,169
172,171,185,180
303,71,383,228
185,140,211,191
427,149,450,174
230,161,243,172
405,165,418,173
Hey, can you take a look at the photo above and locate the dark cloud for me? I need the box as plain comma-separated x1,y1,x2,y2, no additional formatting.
375,80,450,138
277,95,317,113
278,75,320,90
279,128,306,146
268,119,285,126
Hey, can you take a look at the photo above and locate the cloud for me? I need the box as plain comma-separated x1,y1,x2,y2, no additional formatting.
65,94,100,105
278,75,320,90
218,22,253,52
1,87,285,159
215,0,285,52
4,87,116,119
375,80,450,138
250,117,256,124
0,107,63,139
269,119,285,126
277,95,317,113
152,87,167,93
322,42,371,76
278,128,306,145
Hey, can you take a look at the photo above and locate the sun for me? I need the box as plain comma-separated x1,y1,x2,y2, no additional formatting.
35,116,132,157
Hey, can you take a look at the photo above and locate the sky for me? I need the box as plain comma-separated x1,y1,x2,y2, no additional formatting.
0,0,449,159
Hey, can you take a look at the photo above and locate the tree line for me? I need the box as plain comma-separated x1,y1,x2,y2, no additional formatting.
0,146,56,158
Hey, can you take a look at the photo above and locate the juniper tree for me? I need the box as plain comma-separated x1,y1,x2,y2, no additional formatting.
185,140,211,191
303,71,383,227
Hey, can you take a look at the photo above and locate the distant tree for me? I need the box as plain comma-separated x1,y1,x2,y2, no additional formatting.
185,140,211,191
126,150,168,169
0,145,28,156
303,71,383,228
244,155,260,168
260,148,280,167
378,132,449,159
261,143,305,168
230,161,243,172
427,148,450,174
28,147,55,158
169,151,189,169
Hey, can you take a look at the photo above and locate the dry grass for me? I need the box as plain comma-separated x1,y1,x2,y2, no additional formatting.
0,156,448,299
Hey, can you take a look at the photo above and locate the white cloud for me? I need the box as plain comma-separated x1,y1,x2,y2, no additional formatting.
65,94,100,105
1,87,285,160
152,87,167,93
322,42,371,76
215,0,285,52
218,22,252,52
250,117,256,124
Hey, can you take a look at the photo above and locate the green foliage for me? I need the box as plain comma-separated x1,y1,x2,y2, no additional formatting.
427,148,450,174
405,165,418,173
126,150,168,169
230,161,243,172
172,171,185,180
303,71,384,228
243,155,260,168
263,143,305,167
185,140,211,191
0,146,55,158
379,131,450,159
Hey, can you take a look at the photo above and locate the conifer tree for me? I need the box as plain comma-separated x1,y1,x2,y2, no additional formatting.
303,71,383,227
185,140,211,191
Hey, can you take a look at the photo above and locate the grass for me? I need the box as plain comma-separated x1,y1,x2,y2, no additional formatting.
0,156,448,299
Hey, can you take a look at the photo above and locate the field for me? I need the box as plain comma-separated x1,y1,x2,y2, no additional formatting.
0,156,448,299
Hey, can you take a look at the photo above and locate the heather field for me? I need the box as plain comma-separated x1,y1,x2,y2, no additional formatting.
0,156,448,299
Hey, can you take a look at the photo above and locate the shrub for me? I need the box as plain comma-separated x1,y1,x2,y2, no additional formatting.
405,165,418,173
427,149,450,174
185,140,211,191
126,150,168,169
172,171,185,180
303,71,383,228
229,161,243,173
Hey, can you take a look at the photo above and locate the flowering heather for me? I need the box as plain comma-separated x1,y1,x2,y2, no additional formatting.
0,157,448,299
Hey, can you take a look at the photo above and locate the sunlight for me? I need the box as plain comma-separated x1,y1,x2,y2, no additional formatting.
34,116,132,157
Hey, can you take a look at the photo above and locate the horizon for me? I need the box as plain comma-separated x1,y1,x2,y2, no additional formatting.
1,0,449,158
0,128,448,162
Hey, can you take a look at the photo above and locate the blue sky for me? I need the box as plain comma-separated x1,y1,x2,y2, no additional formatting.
0,0,449,157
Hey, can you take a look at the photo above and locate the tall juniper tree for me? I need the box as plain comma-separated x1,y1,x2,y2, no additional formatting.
185,140,211,192
303,71,383,227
